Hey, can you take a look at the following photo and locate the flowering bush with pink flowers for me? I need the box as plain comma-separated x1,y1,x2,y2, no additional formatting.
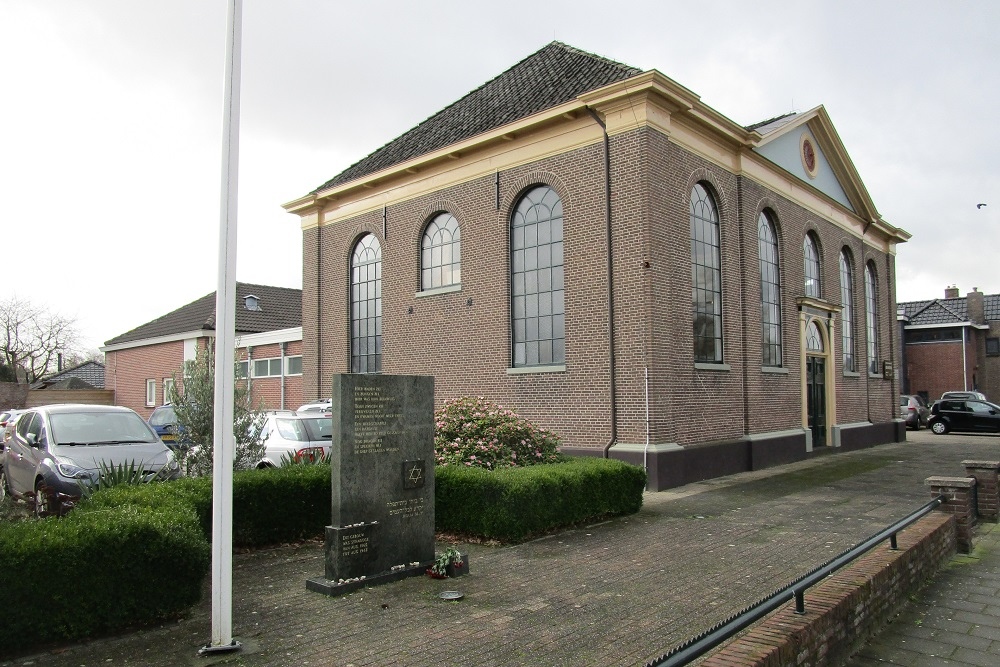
434,396,562,469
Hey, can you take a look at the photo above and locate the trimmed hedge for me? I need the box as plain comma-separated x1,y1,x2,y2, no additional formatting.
435,457,646,541
0,457,643,655
0,494,208,655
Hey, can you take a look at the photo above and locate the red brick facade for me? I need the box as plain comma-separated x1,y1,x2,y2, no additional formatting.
298,124,902,490
105,341,187,419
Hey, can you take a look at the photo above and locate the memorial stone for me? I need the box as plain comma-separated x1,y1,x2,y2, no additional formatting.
307,373,436,595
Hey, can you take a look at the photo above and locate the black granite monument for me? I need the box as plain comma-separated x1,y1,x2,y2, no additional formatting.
307,373,436,596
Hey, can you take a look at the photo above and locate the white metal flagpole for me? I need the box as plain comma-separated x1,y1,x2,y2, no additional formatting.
200,0,242,655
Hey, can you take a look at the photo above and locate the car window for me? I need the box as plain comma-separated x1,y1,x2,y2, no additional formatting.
968,401,996,414
899,396,909,407
302,417,333,440
940,401,966,412
18,412,40,441
274,418,309,441
49,411,158,445
149,406,177,427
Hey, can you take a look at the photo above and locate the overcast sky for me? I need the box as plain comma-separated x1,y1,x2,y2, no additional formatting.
2,0,998,353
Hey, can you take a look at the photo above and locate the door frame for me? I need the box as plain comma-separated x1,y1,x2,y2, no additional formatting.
798,303,839,450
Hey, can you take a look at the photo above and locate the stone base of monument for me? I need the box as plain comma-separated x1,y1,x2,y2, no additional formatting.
306,561,433,597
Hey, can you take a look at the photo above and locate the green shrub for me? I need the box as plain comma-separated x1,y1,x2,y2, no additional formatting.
436,456,646,541
0,495,208,656
434,396,562,469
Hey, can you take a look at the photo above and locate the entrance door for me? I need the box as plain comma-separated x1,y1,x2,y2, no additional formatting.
806,356,826,446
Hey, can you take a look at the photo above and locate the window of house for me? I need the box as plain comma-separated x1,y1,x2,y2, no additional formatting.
421,212,461,290
252,358,283,378
806,321,824,352
865,262,879,374
237,361,249,378
351,233,382,373
804,232,821,298
511,185,564,367
839,249,855,372
987,338,1000,356
285,355,303,375
163,378,175,403
691,182,722,363
758,210,782,367
145,379,156,407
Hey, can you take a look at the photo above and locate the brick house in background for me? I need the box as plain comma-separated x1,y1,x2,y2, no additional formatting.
101,283,303,417
897,286,1000,403
283,42,910,490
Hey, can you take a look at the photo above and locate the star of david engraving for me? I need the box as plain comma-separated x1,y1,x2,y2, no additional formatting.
402,459,426,489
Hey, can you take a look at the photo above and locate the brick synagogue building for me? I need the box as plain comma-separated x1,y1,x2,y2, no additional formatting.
283,42,910,490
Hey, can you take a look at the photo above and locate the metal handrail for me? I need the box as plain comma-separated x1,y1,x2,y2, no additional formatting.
646,495,946,667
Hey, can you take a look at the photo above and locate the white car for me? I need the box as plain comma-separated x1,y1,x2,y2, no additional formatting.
296,399,332,415
257,413,333,468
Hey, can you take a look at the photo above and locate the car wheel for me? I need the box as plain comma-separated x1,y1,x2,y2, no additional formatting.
930,420,949,435
34,481,52,518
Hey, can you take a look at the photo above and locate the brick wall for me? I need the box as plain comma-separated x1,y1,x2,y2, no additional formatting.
700,512,956,667
302,124,901,484
105,341,186,419
238,340,304,411
904,340,965,400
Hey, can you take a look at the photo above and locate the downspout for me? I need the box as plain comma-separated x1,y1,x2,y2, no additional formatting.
280,341,287,410
587,107,618,458
246,346,253,406
962,330,969,390
736,175,750,437
862,222,872,424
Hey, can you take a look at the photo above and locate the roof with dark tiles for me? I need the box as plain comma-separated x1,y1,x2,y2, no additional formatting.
899,294,1000,326
312,42,642,193
104,283,301,346
32,360,106,390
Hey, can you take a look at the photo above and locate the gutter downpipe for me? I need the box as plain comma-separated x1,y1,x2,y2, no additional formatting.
587,107,618,458
963,329,968,390
280,341,287,410
862,221,872,424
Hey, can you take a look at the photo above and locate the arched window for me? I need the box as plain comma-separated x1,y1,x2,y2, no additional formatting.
511,185,564,367
865,262,879,374
839,250,855,372
806,321,824,352
691,183,722,362
758,211,782,367
351,234,382,374
421,212,461,289
803,232,821,298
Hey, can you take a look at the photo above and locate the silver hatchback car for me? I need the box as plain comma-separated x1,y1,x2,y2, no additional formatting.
1,404,181,516
257,412,333,468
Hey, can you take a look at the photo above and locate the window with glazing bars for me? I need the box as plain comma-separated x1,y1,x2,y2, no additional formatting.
804,233,821,297
758,211,782,366
421,212,461,289
839,250,855,372
691,183,722,362
865,262,879,374
351,234,382,373
511,185,564,367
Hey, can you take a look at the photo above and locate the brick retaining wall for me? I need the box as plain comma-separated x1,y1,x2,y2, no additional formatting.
699,512,956,667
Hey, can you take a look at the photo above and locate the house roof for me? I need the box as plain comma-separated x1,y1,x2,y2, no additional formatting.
899,294,1000,326
312,42,641,193
104,283,302,346
32,360,106,390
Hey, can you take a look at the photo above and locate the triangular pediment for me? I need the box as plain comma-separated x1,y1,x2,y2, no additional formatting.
752,106,880,224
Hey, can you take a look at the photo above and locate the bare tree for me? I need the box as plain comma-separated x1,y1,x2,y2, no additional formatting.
0,296,80,383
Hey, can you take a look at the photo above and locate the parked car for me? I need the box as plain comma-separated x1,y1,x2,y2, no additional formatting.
147,404,190,450
940,391,988,401
257,412,333,468
928,398,1000,435
899,395,930,430
1,404,181,515
297,399,333,416
0,409,26,449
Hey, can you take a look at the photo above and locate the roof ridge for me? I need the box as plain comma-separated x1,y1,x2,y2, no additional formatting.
311,41,641,193
745,112,798,132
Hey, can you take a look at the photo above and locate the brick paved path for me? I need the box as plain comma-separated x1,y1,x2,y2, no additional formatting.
3,430,999,667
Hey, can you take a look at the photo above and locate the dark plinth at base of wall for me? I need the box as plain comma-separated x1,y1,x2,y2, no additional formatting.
306,562,431,597
838,421,901,451
575,422,898,491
